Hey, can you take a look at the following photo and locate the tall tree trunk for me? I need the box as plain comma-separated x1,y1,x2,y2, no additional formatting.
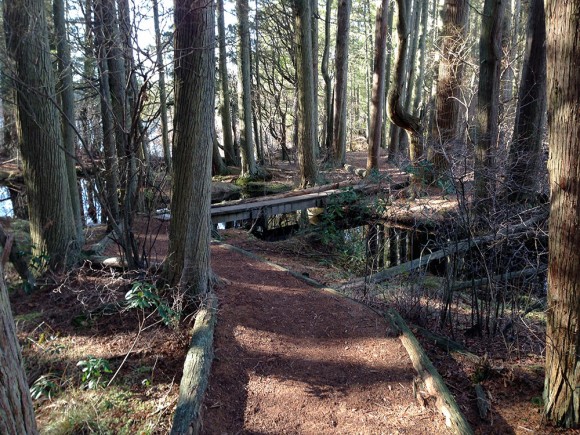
413,0,429,113
331,0,352,166
382,1,394,152
321,0,333,153
0,265,38,435
236,0,257,176
4,0,78,267
474,0,504,215
311,0,319,156
505,0,546,202
153,0,172,172
428,0,468,181
166,0,215,296
54,0,84,245
387,0,423,181
93,0,121,224
544,0,580,428
294,0,318,187
367,0,390,173
217,0,236,166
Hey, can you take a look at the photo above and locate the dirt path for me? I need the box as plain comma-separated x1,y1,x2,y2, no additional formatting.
202,243,451,433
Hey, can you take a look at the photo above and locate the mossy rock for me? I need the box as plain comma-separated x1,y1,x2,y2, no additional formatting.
244,181,292,197
211,182,242,202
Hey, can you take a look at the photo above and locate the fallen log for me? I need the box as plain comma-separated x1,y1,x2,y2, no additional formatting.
450,267,543,292
413,325,480,364
385,308,474,434
170,292,217,435
340,212,548,289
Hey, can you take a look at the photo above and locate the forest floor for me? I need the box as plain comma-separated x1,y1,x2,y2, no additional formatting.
4,149,576,434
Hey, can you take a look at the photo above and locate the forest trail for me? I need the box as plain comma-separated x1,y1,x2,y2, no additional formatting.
200,242,451,433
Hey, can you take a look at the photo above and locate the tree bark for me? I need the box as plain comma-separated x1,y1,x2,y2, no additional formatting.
0,264,38,434
428,0,468,181
506,0,546,202
331,0,352,166
236,0,257,176
4,0,78,268
217,0,237,166
544,0,580,427
474,0,504,215
294,0,318,187
166,0,215,296
321,0,333,154
387,0,423,181
366,0,390,173
153,0,172,172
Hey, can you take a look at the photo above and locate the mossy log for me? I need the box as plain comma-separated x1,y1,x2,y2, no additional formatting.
385,308,474,434
412,325,480,364
474,383,490,420
170,292,218,435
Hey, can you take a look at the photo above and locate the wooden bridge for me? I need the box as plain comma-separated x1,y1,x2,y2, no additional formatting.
209,181,387,225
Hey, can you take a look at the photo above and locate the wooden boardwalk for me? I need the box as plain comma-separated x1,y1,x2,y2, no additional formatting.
210,187,347,225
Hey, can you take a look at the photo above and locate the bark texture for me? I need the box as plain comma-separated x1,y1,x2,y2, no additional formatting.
387,0,423,180
166,0,215,296
544,0,580,428
294,0,318,187
506,0,546,202
217,0,237,166
367,0,390,173
153,0,172,172
429,0,468,180
0,264,38,434
54,0,84,244
474,0,504,214
4,0,77,267
236,0,257,176
331,0,352,166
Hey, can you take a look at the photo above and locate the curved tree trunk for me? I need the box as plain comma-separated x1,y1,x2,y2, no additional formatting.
4,0,78,268
0,265,38,435
166,0,214,296
544,0,580,428
367,0,390,173
387,0,423,181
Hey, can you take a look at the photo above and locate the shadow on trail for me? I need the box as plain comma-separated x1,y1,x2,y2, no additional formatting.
201,246,426,433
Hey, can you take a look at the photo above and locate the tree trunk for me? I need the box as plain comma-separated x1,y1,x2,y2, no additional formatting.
505,0,546,202
366,0,390,173
294,0,318,188
543,0,580,428
166,0,214,296
428,0,468,181
4,0,78,268
0,264,38,434
217,0,237,166
236,0,257,176
54,0,84,245
93,0,121,224
153,0,172,172
474,0,504,216
387,0,423,182
331,0,352,166
321,0,333,153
